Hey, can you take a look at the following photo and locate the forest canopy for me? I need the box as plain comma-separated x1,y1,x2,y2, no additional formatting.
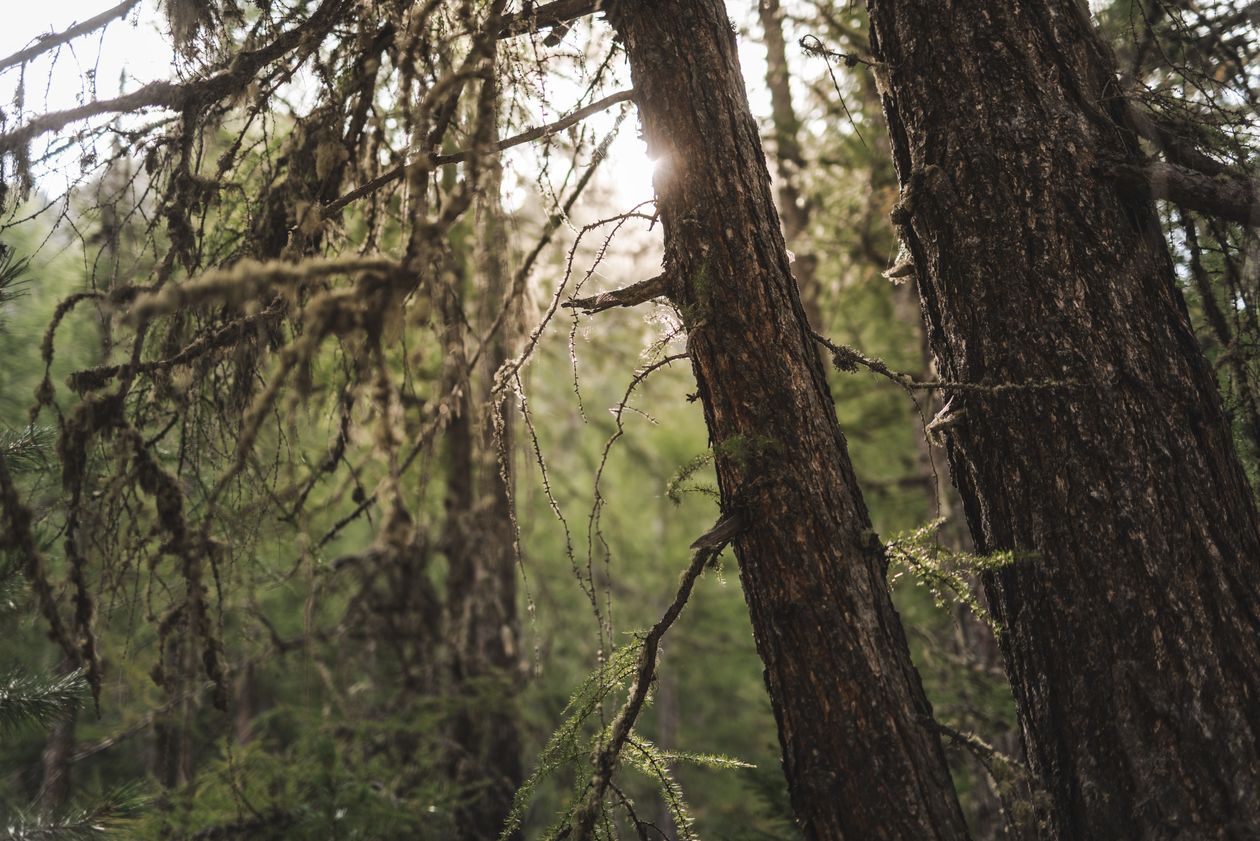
0,1,1258,839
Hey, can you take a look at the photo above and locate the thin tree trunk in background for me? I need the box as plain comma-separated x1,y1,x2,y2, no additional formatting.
37,707,75,812
853,63,1033,840
758,0,821,328
444,101,522,839
610,2,970,837
651,665,681,841
1181,210,1260,468
867,1,1260,836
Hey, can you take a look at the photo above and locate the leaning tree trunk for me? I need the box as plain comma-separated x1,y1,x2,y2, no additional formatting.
607,2,970,838
865,1,1260,837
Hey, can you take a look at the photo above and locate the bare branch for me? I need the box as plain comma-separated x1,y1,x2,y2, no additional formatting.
324,89,635,217
0,0,350,155
498,0,603,39
0,81,183,154
563,273,668,313
0,0,141,73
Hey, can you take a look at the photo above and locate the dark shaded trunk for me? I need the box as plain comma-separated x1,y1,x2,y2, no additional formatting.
37,711,75,812
866,2,1260,837
609,2,970,838
443,135,522,841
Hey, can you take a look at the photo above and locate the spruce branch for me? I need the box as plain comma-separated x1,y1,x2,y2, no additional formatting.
0,669,87,734
0,783,146,841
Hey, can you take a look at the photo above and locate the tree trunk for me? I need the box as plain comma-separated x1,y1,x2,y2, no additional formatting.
866,2,1260,837
37,710,75,812
443,116,522,840
609,2,970,838
758,0,821,328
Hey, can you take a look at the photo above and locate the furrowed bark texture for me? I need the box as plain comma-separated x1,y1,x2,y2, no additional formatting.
866,2,1260,837
609,2,969,838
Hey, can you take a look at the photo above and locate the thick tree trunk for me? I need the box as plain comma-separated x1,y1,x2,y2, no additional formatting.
609,2,969,838
866,2,1260,837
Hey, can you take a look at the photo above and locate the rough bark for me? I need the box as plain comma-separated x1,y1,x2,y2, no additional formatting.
866,2,1260,837
608,2,970,838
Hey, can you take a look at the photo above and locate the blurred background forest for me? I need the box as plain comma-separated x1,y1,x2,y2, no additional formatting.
0,0,1256,838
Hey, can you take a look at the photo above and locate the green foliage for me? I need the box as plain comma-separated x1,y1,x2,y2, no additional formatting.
505,642,753,840
0,427,54,475
0,245,30,330
622,736,754,841
0,669,86,736
884,520,1021,633
503,645,639,839
0,784,147,841
665,451,718,505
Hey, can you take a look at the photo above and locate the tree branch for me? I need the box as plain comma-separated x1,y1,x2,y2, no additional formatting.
0,0,349,154
498,0,603,39
569,514,742,841
1127,99,1230,178
563,273,668,313
324,89,634,217
1115,160,1259,228
0,0,141,74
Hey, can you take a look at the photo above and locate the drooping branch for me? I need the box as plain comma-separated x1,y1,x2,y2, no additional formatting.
323,89,635,217
0,450,76,664
562,273,668,313
0,0,141,73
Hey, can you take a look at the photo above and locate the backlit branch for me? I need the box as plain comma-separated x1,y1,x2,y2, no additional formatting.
569,514,742,841
0,0,350,155
498,0,603,39
323,89,635,216
0,0,141,73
